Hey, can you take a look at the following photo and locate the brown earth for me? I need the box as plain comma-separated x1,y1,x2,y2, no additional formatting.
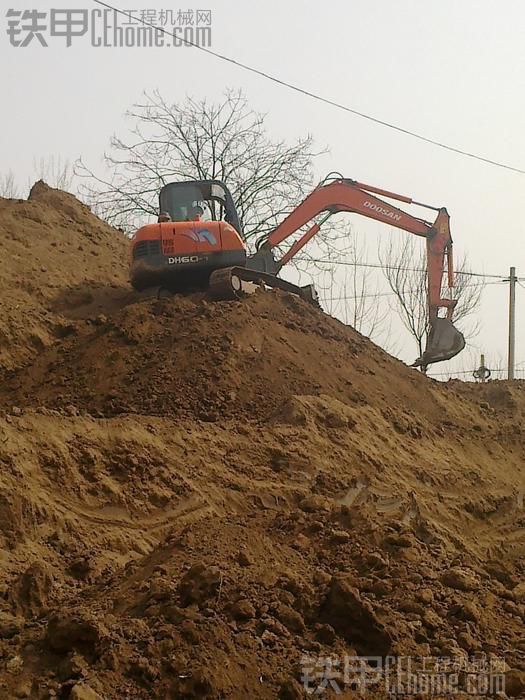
0,184,524,699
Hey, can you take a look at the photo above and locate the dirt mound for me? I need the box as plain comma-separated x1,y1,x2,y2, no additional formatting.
0,188,524,699
0,181,128,372
1,289,448,424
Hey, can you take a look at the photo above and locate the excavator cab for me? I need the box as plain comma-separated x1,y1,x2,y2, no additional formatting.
158,180,242,232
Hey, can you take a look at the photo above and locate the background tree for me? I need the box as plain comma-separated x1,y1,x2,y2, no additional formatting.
0,158,73,198
317,227,397,349
33,156,74,192
77,89,326,245
379,236,483,359
0,171,20,198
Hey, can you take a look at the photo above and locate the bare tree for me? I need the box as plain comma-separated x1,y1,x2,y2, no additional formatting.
0,171,21,198
76,89,323,245
379,236,483,359
1,158,74,200
32,156,74,191
318,226,392,340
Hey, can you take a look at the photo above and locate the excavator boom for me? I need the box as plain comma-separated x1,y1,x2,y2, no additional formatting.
249,177,465,368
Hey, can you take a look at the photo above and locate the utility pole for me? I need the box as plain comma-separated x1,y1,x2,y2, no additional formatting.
507,266,517,380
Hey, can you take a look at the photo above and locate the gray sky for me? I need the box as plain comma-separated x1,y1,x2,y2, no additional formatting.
2,0,525,376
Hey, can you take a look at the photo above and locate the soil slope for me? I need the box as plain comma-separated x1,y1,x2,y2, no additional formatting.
0,185,524,700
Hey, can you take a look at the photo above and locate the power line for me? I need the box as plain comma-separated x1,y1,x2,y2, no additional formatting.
321,280,501,303
296,257,519,280
428,367,525,378
92,0,525,176
428,369,480,376
323,290,411,302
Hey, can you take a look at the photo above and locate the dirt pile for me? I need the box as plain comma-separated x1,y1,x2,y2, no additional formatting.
0,288,450,423
0,181,128,372
0,186,524,699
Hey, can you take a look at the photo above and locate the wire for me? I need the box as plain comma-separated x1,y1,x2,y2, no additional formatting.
321,280,499,303
294,257,518,280
323,290,410,302
428,369,480,376
428,367,525,378
91,0,525,175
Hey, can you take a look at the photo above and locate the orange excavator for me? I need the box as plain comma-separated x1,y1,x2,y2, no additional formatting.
130,176,465,367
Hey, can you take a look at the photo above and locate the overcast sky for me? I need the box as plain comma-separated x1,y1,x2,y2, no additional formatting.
2,0,525,377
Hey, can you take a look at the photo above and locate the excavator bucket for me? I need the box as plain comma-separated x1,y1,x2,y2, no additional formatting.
412,318,466,368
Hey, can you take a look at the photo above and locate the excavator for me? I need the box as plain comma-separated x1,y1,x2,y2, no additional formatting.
130,175,465,368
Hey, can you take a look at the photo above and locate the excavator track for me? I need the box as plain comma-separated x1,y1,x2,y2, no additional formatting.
208,267,319,306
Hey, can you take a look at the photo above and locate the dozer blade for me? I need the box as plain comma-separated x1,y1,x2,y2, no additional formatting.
412,318,466,368
208,267,319,306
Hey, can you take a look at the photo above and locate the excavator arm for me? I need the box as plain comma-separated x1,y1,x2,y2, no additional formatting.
248,177,465,368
